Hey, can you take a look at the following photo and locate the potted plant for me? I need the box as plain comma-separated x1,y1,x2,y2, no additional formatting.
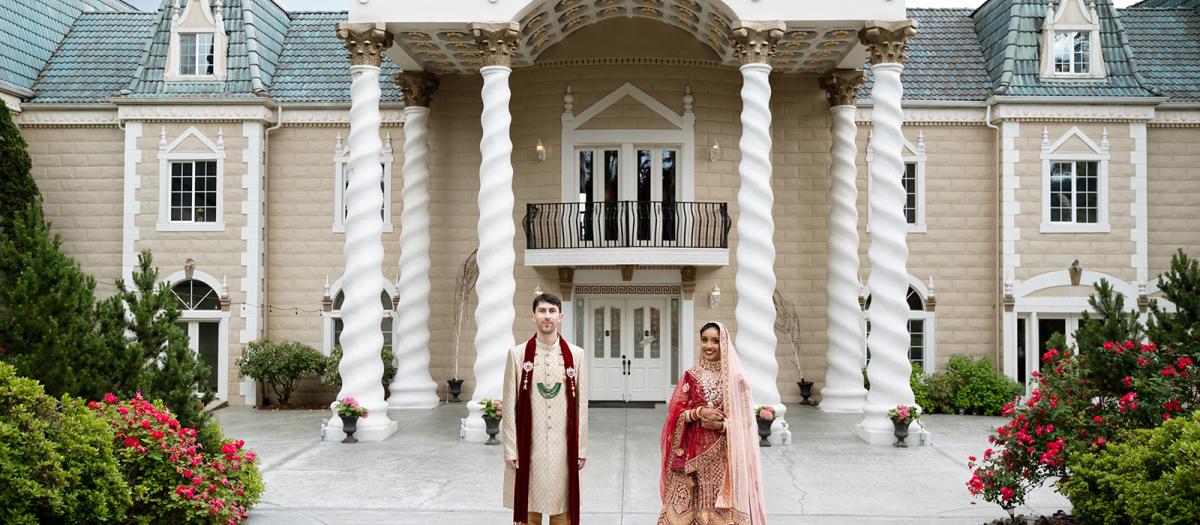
481,398,502,445
755,405,775,447
449,249,478,401
335,397,369,444
774,290,814,404
888,404,921,448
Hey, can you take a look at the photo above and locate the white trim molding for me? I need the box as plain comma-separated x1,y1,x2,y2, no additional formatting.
1039,126,1111,233
163,0,228,82
992,102,1155,123
116,104,275,123
240,121,265,346
1129,123,1148,284
122,122,143,283
524,247,728,267
157,126,227,232
333,132,394,233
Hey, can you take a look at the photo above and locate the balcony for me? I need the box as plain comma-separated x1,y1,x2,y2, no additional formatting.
523,201,730,267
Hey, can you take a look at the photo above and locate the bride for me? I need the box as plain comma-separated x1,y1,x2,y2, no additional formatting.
657,322,767,524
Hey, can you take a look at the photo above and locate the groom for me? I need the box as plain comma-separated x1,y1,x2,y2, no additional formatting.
502,293,588,525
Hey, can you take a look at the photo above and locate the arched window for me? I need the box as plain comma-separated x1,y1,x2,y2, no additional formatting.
171,278,226,399
329,290,394,354
863,285,936,372
172,280,221,310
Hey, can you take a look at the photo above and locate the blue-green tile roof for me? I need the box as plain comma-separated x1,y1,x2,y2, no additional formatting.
268,12,402,103
0,0,136,96
971,0,1159,98
29,12,157,103
861,8,993,102
1120,7,1200,102
1130,0,1200,8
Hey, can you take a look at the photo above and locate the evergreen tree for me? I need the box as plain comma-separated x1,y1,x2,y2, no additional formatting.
0,202,100,397
1074,279,1144,400
0,106,38,231
1147,249,1200,356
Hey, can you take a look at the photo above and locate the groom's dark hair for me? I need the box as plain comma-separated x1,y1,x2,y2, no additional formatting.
532,293,563,313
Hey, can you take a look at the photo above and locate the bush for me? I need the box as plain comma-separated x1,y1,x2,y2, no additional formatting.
920,355,1021,416
910,363,931,411
320,345,397,392
0,362,130,524
1062,410,1200,525
89,393,263,524
237,339,326,405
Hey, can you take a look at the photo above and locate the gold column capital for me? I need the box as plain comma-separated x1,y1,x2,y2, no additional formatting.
858,20,918,66
469,22,521,69
394,71,440,107
336,22,394,67
731,21,785,66
820,69,867,107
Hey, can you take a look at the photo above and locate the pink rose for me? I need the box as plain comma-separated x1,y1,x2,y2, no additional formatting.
103,393,117,404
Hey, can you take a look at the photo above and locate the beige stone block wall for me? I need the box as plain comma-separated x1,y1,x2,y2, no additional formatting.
1147,127,1200,280
19,126,125,297
1012,123,1137,284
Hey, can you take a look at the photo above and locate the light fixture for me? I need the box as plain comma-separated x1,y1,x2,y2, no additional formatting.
535,139,547,162
1069,259,1083,286
709,141,720,162
534,283,544,296
709,282,721,309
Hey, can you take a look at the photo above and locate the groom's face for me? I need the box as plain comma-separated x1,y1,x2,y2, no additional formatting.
532,301,563,335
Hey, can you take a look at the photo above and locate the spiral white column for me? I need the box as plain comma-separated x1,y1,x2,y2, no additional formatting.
388,104,439,409
821,75,869,412
855,20,921,444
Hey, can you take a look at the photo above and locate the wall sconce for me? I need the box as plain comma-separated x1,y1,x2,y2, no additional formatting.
535,139,547,162
534,283,544,296
709,141,720,162
1068,259,1083,286
708,282,721,309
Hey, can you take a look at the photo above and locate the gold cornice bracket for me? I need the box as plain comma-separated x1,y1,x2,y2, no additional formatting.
394,71,440,108
820,69,867,107
731,21,785,66
336,22,394,68
859,20,918,66
469,22,520,69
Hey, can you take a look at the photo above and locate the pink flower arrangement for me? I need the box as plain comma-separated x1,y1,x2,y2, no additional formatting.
888,404,921,426
335,397,368,418
755,405,775,422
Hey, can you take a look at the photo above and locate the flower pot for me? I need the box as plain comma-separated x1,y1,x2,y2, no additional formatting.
447,378,464,402
483,414,501,445
756,417,773,447
797,380,815,405
340,414,360,444
892,420,909,448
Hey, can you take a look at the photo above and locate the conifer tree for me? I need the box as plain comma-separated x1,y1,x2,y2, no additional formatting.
0,106,38,231
1147,249,1200,356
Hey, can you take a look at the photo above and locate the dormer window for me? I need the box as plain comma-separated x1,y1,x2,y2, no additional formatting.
1040,0,1106,80
164,0,227,81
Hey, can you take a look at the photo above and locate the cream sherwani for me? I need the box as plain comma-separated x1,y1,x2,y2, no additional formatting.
502,336,589,515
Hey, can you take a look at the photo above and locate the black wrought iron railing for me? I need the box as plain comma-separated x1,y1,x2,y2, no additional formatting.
524,201,730,249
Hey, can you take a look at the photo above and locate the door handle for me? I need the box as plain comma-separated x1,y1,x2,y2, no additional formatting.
623,356,630,375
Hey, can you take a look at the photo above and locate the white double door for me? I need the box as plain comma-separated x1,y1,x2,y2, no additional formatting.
576,145,680,245
587,298,672,402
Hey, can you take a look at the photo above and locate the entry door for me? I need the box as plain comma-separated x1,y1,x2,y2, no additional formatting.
627,299,669,401
577,149,621,243
177,320,220,394
588,300,626,400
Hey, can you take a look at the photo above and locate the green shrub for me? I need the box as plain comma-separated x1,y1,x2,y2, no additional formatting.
1062,410,1200,525
910,363,931,411
921,355,1021,415
237,339,326,405
0,362,130,524
320,345,397,392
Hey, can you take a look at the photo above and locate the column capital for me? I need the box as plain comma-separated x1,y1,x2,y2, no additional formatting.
470,22,521,69
858,20,918,66
336,22,394,67
820,69,867,107
731,21,785,66
394,71,440,108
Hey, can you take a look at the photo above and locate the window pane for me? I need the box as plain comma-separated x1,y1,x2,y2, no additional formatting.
902,162,917,224
662,150,678,242
180,34,197,75
1053,32,1071,72
1073,32,1089,73
670,298,679,381
593,307,604,359
198,322,220,392
634,307,644,359
1049,162,1072,222
908,319,925,365
1075,161,1098,224
610,307,621,358
650,307,661,359
604,150,619,203
199,33,214,75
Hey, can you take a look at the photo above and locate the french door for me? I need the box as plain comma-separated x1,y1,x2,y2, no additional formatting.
576,145,680,245
585,298,672,402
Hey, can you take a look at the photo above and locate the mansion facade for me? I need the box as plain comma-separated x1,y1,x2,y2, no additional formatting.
4,0,1200,442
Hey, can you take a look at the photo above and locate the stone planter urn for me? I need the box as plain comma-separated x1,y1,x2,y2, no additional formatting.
447,378,464,402
756,417,773,447
340,415,360,444
483,415,501,445
892,420,910,448
797,379,815,405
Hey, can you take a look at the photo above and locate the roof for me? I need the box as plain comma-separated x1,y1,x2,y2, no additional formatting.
268,12,402,103
0,0,136,96
1119,7,1200,102
29,12,158,103
971,0,1159,98
861,8,993,102
1129,0,1200,8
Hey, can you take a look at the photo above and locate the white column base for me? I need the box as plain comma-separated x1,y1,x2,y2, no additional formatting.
819,388,867,413
387,385,440,409
853,418,932,447
239,379,257,407
324,399,399,442
463,401,489,444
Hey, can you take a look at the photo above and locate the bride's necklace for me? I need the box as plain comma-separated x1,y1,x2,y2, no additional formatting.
694,363,722,408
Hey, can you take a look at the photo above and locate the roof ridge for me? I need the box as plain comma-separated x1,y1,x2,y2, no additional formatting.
994,0,1024,95
242,0,269,95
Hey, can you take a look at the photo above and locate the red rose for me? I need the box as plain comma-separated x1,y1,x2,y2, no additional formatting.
103,393,117,404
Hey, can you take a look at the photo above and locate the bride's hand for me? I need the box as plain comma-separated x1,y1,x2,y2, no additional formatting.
700,420,725,431
698,407,724,421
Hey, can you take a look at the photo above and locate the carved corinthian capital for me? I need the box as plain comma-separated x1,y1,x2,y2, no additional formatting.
820,69,867,107
858,20,918,66
469,22,521,69
336,23,394,67
731,21,785,65
394,71,440,107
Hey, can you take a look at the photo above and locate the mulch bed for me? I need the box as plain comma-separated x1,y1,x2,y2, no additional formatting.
986,511,1075,524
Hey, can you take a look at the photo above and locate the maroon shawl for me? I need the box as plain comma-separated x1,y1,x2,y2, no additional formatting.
513,334,580,524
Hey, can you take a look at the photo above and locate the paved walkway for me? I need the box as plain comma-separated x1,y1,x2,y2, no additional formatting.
218,404,1070,524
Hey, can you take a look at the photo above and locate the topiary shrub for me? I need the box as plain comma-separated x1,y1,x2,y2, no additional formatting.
89,392,262,524
0,362,130,524
237,339,326,406
320,345,397,392
1062,410,1200,524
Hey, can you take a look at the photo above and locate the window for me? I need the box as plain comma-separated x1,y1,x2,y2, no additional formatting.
902,161,918,225
1039,0,1105,79
179,33,214,76
867,134,926,233
1048,161,1099,224
170,161,218,223
328,290,394,354
864,285,935,371
333,137,393,233
1053,32,1089,74
339,163,387,221
170,277,228,401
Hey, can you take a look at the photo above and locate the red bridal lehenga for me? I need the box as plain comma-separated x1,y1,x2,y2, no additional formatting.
658,322,768,525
